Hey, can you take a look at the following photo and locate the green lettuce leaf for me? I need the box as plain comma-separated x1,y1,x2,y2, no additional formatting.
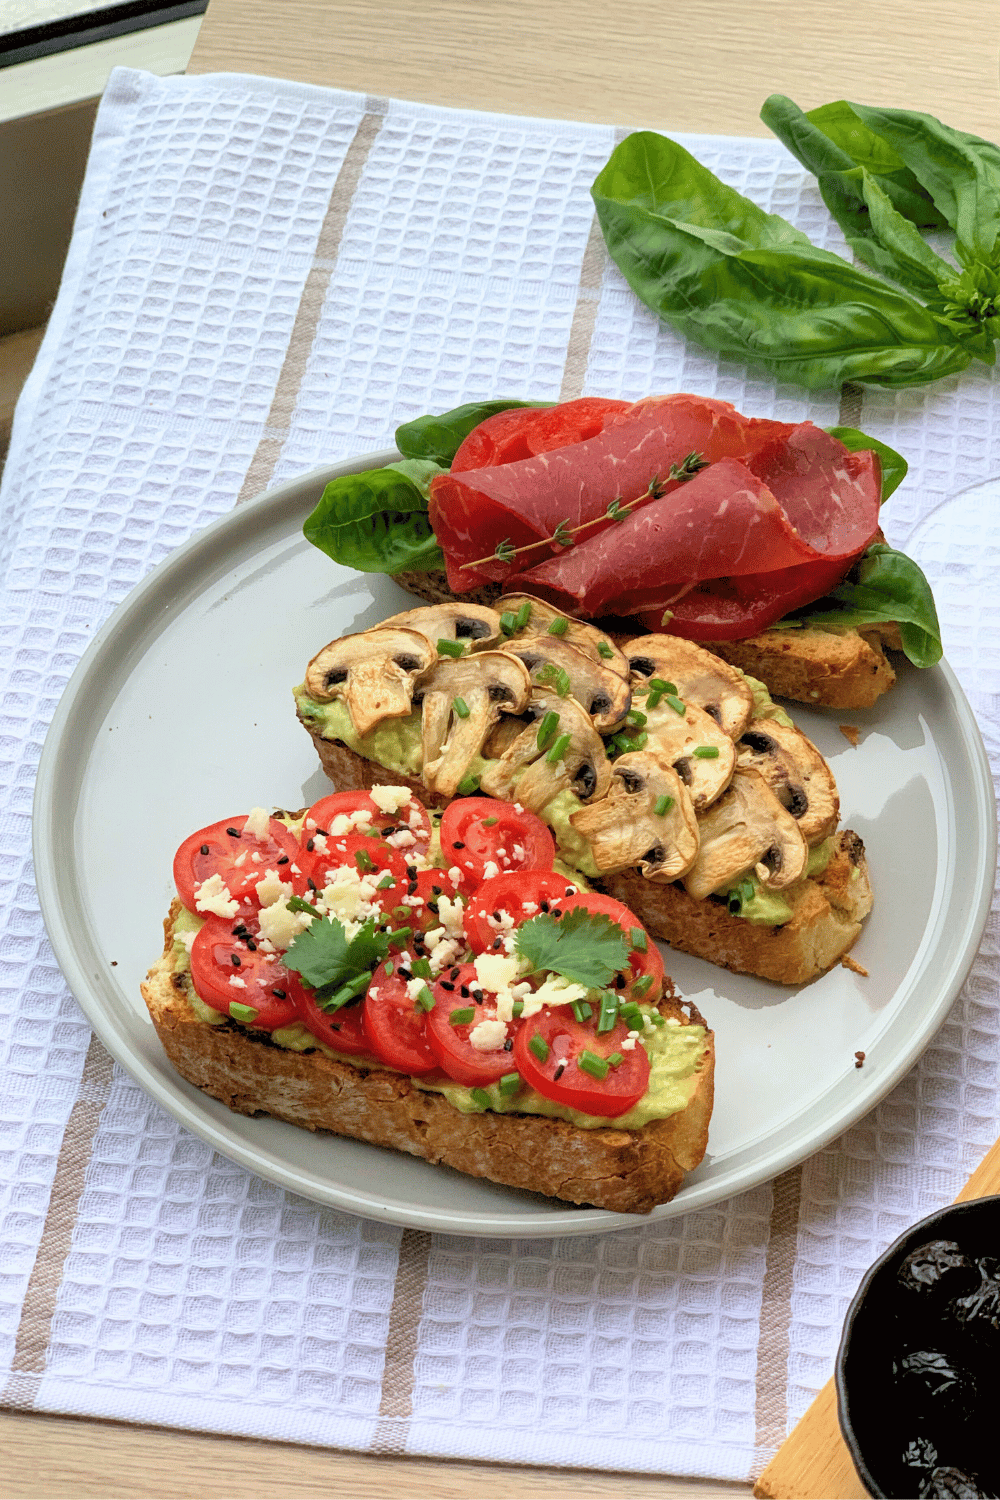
824,426,907,500
395,399,554,466
303,459,446,574
794,544,942,667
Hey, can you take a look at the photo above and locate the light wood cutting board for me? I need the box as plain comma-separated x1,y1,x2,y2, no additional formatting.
753,1139,1000,1498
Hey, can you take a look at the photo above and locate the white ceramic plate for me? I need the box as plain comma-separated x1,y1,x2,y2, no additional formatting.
34,452,997,1237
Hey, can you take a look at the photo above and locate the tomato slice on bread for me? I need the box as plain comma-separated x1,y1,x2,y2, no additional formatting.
174,815,308,914
361,962,439,1075
463,869,578,952
424,962,518,1086
189,916,303,1030
440,797,555,891
303,790,431,857
513,1006,650,1118
295,988,371,1055
552,891,665,1004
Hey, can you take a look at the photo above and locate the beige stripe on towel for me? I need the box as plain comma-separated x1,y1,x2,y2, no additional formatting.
370,1229,433,1454
752,1164,805,1470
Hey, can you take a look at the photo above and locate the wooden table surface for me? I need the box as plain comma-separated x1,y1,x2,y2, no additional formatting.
4,3,998,1496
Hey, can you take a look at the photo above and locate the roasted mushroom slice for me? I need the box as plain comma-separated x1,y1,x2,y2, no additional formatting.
377,601,501,654
499,636,631,733
625,634,755,740
420,652,531,799
500,593,629,675
570,752,699,881
641,697,735,812
479,692,612,814
304,627,436,739
736,720,839,845
683,768,809,902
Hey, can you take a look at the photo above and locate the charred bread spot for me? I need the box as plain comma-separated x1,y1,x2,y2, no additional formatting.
843,830,866,866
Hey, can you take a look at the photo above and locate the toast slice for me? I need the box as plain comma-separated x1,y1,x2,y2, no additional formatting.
143,901,715,1215
392,569,898,710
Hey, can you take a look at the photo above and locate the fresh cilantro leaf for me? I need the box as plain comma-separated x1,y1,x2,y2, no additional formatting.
283,915,389,997
514,907,631,990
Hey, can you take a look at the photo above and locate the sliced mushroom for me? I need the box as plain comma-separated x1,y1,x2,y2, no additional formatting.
420,652,531,799
570,752,699,881
683,768,809,901
499,636,631,733
641,697,736,812
304,627,436,738
479,691,612,814
625,634,755,740
499,594,629,675
377,601,501,653
736,720,839,845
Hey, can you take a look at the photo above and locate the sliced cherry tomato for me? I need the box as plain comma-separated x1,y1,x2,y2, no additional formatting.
295,988,372,1056
306,829,410,890
440,797,555,892
550,890,664,1004
174,815,309,914
189,916,303,1030
513,1006,650,1118
424,962,519,1086
303,790,431,857
463,869,578,953
361,961,439,1075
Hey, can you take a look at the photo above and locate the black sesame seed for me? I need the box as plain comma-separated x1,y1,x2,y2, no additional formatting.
614,975,626,989
553,1062,566,1080
449,967,461,980
315,827,329,837
492,937,503,950
440,981,455,992
398,967,412,981
277,855,289,865
452,840,465,850
540,900,550,913
307,878,317,891
407,882,418,895
245,938,257,951
503,1038,513,1052
472,988,484,1003
200,844,210,856
231,954,241,967
406,865,418,879
226,827,240,838
432,885,443,896
492,910,502,920
460,985,470,998
306,838,315,851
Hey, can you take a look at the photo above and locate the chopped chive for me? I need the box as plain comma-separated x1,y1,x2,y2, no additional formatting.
411,957,432,979
457,773,481,795
482,816,498,827
632,974,655,998
572,1000,586,1023
528,1033,550,1063
645,687,664,710
554,667,572,698
626,709,647,729
499,610,518,635
536,709,560,750
650,1012,666,1026
597,990,619,1034
415,984,435,1012
597,641,614,660
651,678,676,694
546,731,572,765
665,694,686,716
470,1087,492,1109
579,1050,610,1080
228,1002,259,1023
511,999,525,1018
384,962,394,976
547,615,569,636
321,971,372,1011
620,1001,643,1027
376,873,396,890
499,1071,521,1095
607,1052,624,1068
437,637,465,658
389,925,413,945
452,696,470,719
630,927,647,953
653,793,674,817
393,904,411,918
513,601,532,630
694,744,720,759
354,849,376,872
450,1006,476,1025
578,1000,593,1021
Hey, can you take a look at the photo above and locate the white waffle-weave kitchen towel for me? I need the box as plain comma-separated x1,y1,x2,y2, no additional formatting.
2,67,999,1483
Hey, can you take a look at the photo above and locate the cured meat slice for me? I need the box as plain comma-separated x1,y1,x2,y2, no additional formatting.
634,554,858,640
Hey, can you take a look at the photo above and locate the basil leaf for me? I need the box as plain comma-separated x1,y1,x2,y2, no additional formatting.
824,427,907,501
591,132,972,390
848,103,1000,267
395,400,553,466
761,95,947,230
854,169,957,295
303,461,446,574
796,544,942,668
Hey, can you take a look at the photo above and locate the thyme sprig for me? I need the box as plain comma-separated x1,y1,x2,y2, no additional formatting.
467,453,707,571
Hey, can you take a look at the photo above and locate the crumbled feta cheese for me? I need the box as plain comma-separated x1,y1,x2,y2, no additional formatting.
406,976,429,1000
621,1029,641,1052
665,1016,681,1026
174,928,197,955
194,873,239,919
513,803,524,814
468,1018,508,1052
368,986,379,1000
255,869,293,908
250,851,262,864
370,785,415,815
310,832,328,853
447,866,464,889
522,901,538,915
437,894,465,936
482,860,500,881
228,975,246,989
512,844,524,861
233,851,248,868
386,829,417,849
257,897,313,950
330,809,373,836
244,807,271,840
519,974,589,1018
474,953,520,994
428,936,463,975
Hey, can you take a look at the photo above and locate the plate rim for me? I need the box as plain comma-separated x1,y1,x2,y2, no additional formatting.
33,454,999,1236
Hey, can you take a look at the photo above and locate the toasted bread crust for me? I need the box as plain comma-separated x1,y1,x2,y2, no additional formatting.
600,831,873,986
391,570,897,709
144,904,714,1214
301,728,873,985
